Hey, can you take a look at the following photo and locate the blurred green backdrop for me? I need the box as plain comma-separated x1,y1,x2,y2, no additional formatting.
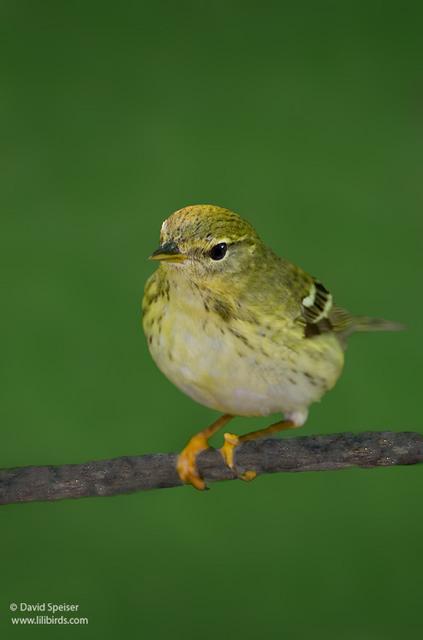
1,1,422,638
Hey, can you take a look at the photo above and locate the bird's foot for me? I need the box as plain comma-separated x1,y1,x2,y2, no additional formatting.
219,433,257,482
177,415,234,491
176,433,209,491
219,432,239,469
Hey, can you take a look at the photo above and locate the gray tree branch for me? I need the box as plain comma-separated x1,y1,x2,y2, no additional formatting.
1,431,422,505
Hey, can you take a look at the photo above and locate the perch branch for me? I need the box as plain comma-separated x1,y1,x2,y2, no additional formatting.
1,431,422,505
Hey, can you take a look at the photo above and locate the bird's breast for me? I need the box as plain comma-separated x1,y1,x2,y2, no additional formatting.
143,274,344,417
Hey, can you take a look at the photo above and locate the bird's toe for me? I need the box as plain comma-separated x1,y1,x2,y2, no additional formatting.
176,434,209,491
219,433,258,482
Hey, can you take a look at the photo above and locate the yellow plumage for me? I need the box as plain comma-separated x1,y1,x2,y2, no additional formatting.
142,204,402,489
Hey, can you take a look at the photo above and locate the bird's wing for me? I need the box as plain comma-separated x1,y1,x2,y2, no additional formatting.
300,279,333,326
290,272,404,344
282,262,347,337
280,261,402,340
299,277,340,337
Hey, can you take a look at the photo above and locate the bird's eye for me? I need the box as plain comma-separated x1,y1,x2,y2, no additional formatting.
209,242,228,260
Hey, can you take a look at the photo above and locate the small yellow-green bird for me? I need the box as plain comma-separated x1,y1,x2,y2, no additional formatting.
142,204,402,490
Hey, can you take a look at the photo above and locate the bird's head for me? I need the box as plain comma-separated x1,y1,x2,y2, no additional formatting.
149,204,263,282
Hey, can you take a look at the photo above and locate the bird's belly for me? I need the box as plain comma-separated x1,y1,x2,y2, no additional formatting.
145,302,344,418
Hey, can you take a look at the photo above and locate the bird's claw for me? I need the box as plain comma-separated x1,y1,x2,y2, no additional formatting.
176,434,208,491
219,433,257,482
239,470,257,482
219,432,240,469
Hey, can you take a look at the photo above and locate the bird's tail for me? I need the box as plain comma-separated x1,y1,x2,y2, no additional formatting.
330,307,405,338
351,316,405,333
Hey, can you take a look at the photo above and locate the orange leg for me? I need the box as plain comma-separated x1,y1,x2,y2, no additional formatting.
177,414,233,490
220,419,297,481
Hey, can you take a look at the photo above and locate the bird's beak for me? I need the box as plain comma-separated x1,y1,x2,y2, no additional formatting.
149,240,187,263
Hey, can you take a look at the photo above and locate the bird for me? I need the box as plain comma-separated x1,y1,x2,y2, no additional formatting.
142,204,403,490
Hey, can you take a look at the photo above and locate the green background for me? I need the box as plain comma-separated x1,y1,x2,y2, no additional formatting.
1,1,422,638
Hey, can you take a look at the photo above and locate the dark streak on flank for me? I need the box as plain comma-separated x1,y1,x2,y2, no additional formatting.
213,299,232,322
304,372,317,386
228,327,253,349
145,292,161,307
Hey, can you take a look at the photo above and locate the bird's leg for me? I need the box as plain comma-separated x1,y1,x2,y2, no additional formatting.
220,419,298,481
177,414,233,490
